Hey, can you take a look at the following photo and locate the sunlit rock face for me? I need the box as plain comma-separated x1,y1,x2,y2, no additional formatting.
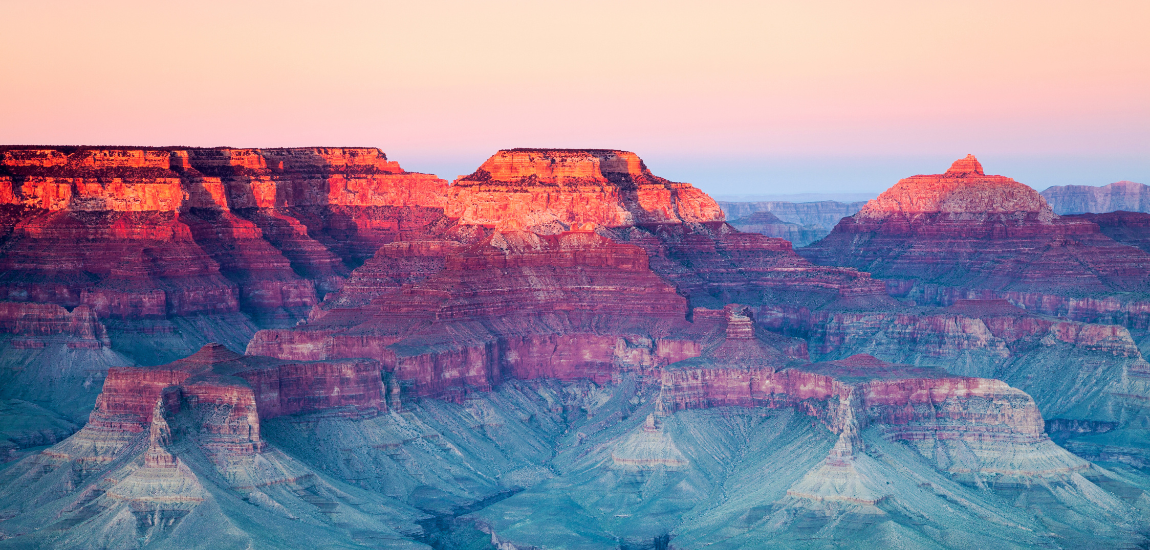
856,154,1053,221
0,146,453,368
446,148,723,230
801,155,1150,326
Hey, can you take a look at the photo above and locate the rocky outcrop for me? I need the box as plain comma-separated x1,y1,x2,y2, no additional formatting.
800,155,1150,326
91,344,385,434
248,149,887,403
754,299,1150,420
1041,180,1150,215
446,149,723,230
0,148,186,212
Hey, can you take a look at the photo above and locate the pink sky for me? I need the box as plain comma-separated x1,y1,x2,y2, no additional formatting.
1,0,1147,194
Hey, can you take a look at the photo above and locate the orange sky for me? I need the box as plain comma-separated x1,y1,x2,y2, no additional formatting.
1,0,1146,194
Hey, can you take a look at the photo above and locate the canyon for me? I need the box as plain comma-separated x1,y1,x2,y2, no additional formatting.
0,148,1148,549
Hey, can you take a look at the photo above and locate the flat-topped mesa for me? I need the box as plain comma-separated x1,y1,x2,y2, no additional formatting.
446,148,723,229
856,154,1054,222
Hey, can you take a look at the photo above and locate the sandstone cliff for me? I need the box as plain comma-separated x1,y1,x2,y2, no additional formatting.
446,149,723,230
0,146,453,367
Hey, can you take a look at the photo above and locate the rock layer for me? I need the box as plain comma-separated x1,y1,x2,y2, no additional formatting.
446,149,723,229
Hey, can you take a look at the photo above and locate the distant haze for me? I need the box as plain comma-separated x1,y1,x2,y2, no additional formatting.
1,1,1146,195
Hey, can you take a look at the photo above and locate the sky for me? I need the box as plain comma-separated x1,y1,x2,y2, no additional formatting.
1,0,1147,197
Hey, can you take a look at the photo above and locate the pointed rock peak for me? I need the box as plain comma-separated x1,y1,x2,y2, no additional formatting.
944,154,984,177
168,343,244,372
194,342,242,361
832,354,887,368
611,413,689,470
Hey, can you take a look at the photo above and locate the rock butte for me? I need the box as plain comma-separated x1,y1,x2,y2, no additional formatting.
446,148,724,229
801,155,1150,326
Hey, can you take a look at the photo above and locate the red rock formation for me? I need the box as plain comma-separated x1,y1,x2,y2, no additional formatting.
606,221,889,310
0,146,452,328
855,154,1052,219
313,239,462,314
446,149,722,229
1071,211,1150,254
250,229,702,400
86,343,385,455
752,298,1150,430
800,155,1150,326
661,349,1053,458
0,148,185,211
0,210,240,318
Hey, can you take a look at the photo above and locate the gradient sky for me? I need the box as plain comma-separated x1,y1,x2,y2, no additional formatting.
1,0,1147,196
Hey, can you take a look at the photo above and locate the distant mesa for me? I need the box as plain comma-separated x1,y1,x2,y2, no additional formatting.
1041,180,1150,215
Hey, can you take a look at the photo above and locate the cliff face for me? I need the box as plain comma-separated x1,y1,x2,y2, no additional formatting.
1070,211,1150,254
1041,180,1150,215
446,149,723,230
249,229,701,400
800,156,1150,326
0,146,451,355
0,301,109,348
0,346,423,548
90,344,386,433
